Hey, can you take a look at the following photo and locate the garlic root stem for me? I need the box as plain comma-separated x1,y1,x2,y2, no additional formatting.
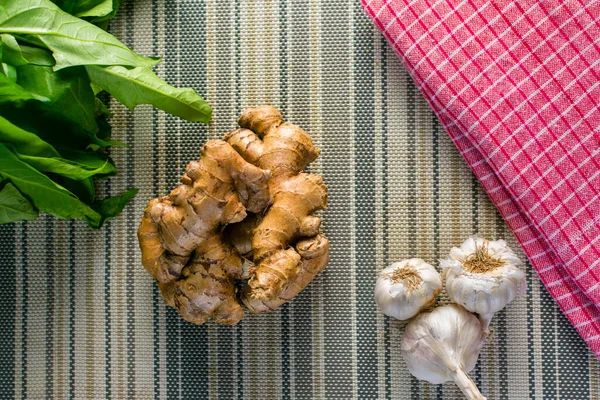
479,313,494,335
452,368,487,400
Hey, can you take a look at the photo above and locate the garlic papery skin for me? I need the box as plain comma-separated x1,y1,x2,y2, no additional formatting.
441,237,527,334
374,258,442,320
401,304,486,400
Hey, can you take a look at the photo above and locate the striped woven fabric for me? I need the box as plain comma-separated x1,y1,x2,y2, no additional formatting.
0,0,597,399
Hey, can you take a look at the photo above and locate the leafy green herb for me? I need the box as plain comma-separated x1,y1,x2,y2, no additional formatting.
0,116,117,180
0,145,133,228
90,187,137,227
87,65,213,123
1,34,28,66
19,44,56,67
90,0,120,24
0,72,45,103
52,0,120,23
0,144,102,225
18,64,99,134
1,62,16,81
0,181,38,223
0,0,212,228
0,0,159,70
70,0,114,18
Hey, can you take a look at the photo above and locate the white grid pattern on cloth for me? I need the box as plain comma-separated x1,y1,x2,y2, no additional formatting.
363,0,600,357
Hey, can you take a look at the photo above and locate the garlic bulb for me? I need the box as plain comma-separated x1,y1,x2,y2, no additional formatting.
374,258,442,320
441,237,526,333
401,304,486,400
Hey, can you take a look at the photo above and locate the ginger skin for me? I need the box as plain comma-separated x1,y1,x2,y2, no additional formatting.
138,140,271,324
227,214,330,312
138,106,329,324
225,106,328,304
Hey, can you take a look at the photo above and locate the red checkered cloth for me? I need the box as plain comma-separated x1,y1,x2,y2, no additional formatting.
362,0,600,356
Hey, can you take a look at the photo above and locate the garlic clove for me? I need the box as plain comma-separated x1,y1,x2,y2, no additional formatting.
401,304,487,400
442,237,527,334
374,258,442,321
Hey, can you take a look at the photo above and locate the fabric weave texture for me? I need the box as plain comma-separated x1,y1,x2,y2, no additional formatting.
362,0,600,357
0,0,598,398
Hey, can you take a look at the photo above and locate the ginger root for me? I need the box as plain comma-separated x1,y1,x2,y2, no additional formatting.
138,106,329,325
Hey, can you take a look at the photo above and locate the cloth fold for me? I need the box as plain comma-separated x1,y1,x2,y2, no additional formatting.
362,0,600,356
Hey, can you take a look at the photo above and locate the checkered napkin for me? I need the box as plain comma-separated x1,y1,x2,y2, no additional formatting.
362,0,600,356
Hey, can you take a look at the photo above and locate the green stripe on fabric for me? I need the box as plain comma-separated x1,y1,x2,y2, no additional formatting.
289,1,315,397
165,310,180,398
432,120,441,267
163,0,183,397
124,4,137,397
235,324,244,400
0,223,15,399
152,282,161,399
471,176,479,233
209,1,236,398
150,102,161,398
151,1,161,398
471,178,482,390
497,307,509,400
279,0,290,398
103,180,113,400
68,221,75,399
20,223,27,399
432,116,445,400
380,34,392,400
320,1,354,397
215,325,234,399
178,1,209,398
45,217,55,399
541,279,557,399
405,56,421,400
406,81,416,260
526,260,537,399
557,304,590,398
354,4,378,398
496,216,509,400
234,2,244,399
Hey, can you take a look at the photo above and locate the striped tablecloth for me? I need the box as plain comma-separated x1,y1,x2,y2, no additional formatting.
0,0,597,399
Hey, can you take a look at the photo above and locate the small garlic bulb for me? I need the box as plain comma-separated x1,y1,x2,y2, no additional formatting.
441,237,526,333
374,259,442,320
401,304,486,400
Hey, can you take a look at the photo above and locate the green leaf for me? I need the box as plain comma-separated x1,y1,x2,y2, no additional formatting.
95,96,111,117
18,64,98,134
0,0,159,70
0,114,59,157
5,63,123,148
91,0,119,23
94,95,111,140
0,143,103,226
1,34,27,66
49,0,76,13
90,187,137,226
1,61,15,81
93,19,109,31
86,65,212,123
52,0,117,20
0,100,120,150
59,175,94,203
71,0,113,18
0,181,38,223
0,71,44,103
0,116,117,179
19,44,55,66
15,151,116,180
